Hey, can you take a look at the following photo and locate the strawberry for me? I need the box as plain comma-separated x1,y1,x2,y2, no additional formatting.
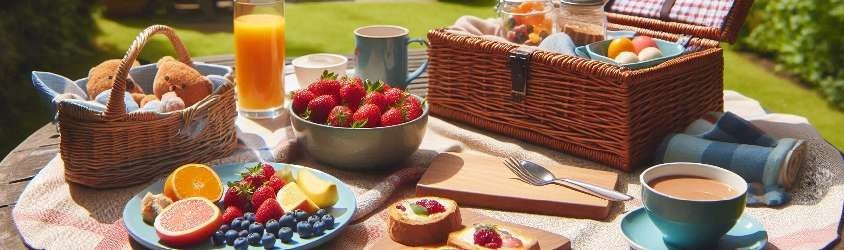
383,88,405,106
259,162,275,181
380,107,404,127
339,81,366,110
223,182,253,210
239,163,266,188
352,104,381,128
255,199,284,224
473,224,502,249
305,95,337,124
327,106,353,127
401,96,423,121
307,71,342,101
221,205,243,224
264,175,286,192
291,90,316,115
363,92,387,112
251,185,276,208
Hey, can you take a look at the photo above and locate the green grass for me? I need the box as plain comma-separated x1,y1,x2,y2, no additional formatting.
89,1,844,149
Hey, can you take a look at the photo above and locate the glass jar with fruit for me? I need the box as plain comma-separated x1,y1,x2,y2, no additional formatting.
556,0,607,46
497,0,555,46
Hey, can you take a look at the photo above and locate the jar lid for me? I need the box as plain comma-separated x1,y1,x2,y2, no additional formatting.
559,0,605,6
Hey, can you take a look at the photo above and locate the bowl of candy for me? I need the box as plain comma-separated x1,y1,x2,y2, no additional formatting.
498,0,555,45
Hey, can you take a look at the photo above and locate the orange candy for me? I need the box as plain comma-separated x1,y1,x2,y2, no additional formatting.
163,164,223,202
607,38,636,59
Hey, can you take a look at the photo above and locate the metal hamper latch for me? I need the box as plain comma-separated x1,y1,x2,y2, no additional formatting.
507,46,534,102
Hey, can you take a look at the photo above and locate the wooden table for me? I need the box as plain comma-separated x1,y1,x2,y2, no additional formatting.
2,50,843,249
0,51,430,249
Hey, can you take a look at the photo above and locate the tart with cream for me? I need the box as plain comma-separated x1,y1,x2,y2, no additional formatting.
388,196,462,246
448,223,538,250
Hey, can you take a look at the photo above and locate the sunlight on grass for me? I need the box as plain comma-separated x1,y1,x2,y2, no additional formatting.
92,1,842,149
723,48,844,148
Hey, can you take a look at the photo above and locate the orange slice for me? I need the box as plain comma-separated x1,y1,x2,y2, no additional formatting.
163,164,222,202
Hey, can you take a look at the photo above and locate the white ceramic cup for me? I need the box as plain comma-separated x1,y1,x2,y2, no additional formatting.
292,53,348,88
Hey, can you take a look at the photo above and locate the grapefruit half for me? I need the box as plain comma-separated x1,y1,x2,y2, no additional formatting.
153,197,222,247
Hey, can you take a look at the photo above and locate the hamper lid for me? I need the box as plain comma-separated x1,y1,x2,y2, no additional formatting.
605,0,753,43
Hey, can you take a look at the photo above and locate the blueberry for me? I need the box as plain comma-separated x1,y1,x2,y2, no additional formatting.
212,230,225,245
279,214,296,228
321,214,335,229
296,221,313,238
265,219,280,234
240,220,251,231
315,209,327,217
231,218,244,230
261,232,276,249
247,232,262,246
249,222,265,234
277,227,293,243
238,229,249,238
225,229,239,245
219,224,231,232
244,212,256,222
294,210,308,221
307,215,320,225
312,220,326,235
233,237,248,250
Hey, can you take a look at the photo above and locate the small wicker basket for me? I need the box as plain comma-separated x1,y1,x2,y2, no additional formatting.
427,0,753,171
56,25,237,188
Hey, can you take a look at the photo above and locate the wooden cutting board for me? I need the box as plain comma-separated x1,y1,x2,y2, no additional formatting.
367,210,571,250
416,152,620,220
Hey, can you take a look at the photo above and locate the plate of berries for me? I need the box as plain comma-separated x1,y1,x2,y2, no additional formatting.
122,162,357,249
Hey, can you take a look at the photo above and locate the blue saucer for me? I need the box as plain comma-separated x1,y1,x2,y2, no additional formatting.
620,207,767,250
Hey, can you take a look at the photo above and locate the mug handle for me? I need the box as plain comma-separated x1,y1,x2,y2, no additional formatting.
406,38,430,84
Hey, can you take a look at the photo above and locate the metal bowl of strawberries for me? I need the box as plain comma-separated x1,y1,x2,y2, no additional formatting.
289,72,428,170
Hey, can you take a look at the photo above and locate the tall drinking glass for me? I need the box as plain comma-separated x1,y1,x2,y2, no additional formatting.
234,0,285,119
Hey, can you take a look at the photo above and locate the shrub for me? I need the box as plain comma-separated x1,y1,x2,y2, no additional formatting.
736,0,844,107
0,0,98,156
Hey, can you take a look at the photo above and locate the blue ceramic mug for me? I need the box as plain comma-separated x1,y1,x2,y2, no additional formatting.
354,25,428,89
640,162,748,248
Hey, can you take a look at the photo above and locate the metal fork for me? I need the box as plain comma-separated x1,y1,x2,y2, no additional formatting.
504,157,633,201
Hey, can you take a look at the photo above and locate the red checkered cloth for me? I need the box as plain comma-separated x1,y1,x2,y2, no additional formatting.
608,0,666,18
609,0,735,28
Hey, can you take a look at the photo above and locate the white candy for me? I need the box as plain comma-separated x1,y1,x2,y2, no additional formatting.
614,51,639,64
637,47,663,61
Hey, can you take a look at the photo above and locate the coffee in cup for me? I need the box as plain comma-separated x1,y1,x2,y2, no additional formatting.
640,162,748,248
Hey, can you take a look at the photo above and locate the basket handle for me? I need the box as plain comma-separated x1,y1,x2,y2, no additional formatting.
104,25,193,120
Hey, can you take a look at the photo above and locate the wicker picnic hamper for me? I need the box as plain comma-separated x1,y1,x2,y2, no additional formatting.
426,0,753,171
57,25,237,188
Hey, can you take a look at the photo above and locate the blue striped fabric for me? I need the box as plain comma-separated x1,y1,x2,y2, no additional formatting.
655,134,791,206
654,111,803,206
685,112,778,147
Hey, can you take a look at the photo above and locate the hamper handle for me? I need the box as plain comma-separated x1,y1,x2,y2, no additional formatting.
104,25,193,120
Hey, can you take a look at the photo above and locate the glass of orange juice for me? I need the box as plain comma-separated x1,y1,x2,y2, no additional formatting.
234,0,285,119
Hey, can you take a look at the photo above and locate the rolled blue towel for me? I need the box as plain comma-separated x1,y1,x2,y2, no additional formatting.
655,134,801,206
685,111,779,147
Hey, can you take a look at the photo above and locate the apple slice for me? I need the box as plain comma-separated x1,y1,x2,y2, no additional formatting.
276,181,319,213
297,169,338,208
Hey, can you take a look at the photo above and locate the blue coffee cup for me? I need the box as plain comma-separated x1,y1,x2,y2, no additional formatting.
640,162,748,248
354,25,428,89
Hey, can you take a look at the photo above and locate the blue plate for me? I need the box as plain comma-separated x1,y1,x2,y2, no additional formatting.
122,162,357,250
620,207,767,250
576,38,684,70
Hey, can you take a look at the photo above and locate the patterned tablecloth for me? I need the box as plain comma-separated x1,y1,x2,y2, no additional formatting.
12,91,844,249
